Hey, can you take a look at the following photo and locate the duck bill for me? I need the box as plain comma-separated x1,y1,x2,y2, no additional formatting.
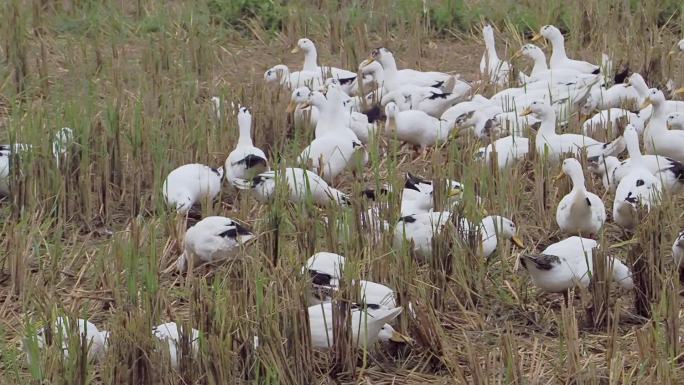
447,187,463,198
519,107,533,116
511,50,523,60
552,170,565,183
291,46,300,54
390,330,412,343
531,34,543,42
365,56,376,65
639,98,651,109
511,235,524,248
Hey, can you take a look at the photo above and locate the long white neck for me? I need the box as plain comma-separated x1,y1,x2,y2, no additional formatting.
568,168,586,193
536,109,557,136
530,52,549,75
484,34,498,61
549,35,568,61
238,119,253,147
630,75,649,97
625,132,644,165
303,48,318,72
380,56,399,90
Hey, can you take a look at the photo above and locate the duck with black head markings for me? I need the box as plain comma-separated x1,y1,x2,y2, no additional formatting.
176,216,255,272
225,107,268,187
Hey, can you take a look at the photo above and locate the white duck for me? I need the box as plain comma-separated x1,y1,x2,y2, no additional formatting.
480,24,511,85
381,86,464,118
385,102,455,150
554,158,605,236
641,88,684,162
264,64,323,90
366,47,456,92
520,100,625,160
225,107,268,186
581,108,643,137
520,236,633,301
298,89,367,181
588,125,684,193
152,322,200,370
393,211,453,260
233,167,350,207
613,126,662,229
308,303,405,349
667,113,684,130
580,84,639,115
24,316,109,364
458,215,524,258
176,216,254,271
162,164,223,214
287,87,320,129
532,25,600,74
304,251,345,304
514,44,590,83
292,38,357,83
475,135,530,170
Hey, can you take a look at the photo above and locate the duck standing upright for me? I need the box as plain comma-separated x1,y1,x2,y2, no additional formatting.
225,107,268,186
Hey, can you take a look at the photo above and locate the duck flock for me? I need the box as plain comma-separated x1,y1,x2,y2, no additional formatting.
12,27,684,368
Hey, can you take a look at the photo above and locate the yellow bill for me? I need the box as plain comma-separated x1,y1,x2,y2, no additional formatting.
390,330,412,343
531,33,543,42
639,97,651,109
291,46,300,54
552,170,565,182
511,235,524,248
511,49,523,60
520,107,533,116
448,187,463,198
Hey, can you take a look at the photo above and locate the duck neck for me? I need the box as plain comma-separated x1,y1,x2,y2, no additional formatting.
625,133,644,165
530,53,549,75
536,110,557,137
484,36,498,62
238,122,253,147
550,36,568,61
380,57,399,90
303,48,318,72
568,170,586,193
631,76,649,97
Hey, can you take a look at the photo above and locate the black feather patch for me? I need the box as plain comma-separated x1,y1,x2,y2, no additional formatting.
351,302,381,310
235,154,268,169
363,105,384,124
352,141,362,149
361,189,377,200
398,215,416,223
665,158,684,181
636,179,645,187
624,191,638,204
340,195,352,206
430,80,445,89
521,254,560,271
218,223,252,238
427,91,451,100
210,167,221,176
337,76,356,85
591,67,600,75
613,66,630,84
309,270,333,286
585,197,592,206
587,155,600,163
